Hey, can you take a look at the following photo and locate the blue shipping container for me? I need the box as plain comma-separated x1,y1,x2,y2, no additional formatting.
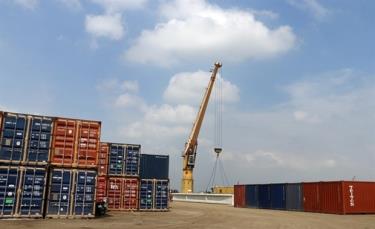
245,185,258,208
270,183,286,210
47,169,73,217
0,167,20,217
108,144,125,175
155,180,169,210
18,167,47,217
140,154,169,180
26,116,53,163
258,184,270,209
139,179,154,210
0,113,27,162
73,170,96,216
124,145,140,176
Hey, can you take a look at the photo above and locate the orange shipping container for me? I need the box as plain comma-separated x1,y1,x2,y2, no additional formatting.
98,143,109,175
303,181,375,214
51,118,101,168
107,177,139,211
234,185,246,208
96,176,107,203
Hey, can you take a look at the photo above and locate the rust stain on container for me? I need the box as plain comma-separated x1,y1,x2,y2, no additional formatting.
51,118,101,168
234,185,246,208
98,143,109,175
303,181,375,214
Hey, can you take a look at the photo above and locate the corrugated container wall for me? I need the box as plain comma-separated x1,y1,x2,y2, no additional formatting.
286,183,303,211
140,154,169,179
98,143,109,175
258,184,270,209
108,143,140,177
96,176,107,203
303,182,321,213
234,185,246,208
269,184,286,210
51,118,100,168
245,185,258,208
342,181,375,214
46,168,96,218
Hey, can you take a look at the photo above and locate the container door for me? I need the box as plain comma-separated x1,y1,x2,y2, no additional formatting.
107,178,122,209
47,169,73,216
319,182,343,214
108,144,125,175
18,168,47,217
96,176,107,203
124,145,140,176
140,180,154,210
155,180,169,210
303,183,320,212
245,185,259,208
73,170,96,216
258,184,271,209
51,119,76,166
0,167,20,217
76,122,100,167
0,114,27,162
234,185,246,208
26,117,52,163
286,183,303,211
270,184,286,210
123,179,139,210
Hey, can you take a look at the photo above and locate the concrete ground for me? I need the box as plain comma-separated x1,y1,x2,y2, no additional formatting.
1,202,375,229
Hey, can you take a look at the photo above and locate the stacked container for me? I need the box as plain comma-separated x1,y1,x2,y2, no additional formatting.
97,142,141,211
0,112,52,218
139,154,169,211
234,181,375,214
46,117,101,218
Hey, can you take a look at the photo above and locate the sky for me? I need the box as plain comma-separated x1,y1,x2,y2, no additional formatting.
0,0,375,191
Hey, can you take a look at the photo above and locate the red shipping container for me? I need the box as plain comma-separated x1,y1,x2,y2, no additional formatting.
96,176,107,203
303,181,375,214
107,177,139,210
0,111,3,129
98,143,109,175
234,185,246,208
51,118,101,168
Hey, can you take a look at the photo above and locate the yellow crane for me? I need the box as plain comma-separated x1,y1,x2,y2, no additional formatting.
181,62,222,193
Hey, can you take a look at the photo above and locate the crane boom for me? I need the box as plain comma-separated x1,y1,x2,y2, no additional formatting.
181,62,222,193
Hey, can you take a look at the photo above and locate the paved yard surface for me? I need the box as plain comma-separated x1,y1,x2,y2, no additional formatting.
1,202,375,229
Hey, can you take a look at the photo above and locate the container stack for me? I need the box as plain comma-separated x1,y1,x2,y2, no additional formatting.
0,112,53,218
139,154,169,211
97,142,141,211
46,117,101,218
234,181,375,214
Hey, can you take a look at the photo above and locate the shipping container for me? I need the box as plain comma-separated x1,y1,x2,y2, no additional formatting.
98,143,109,175
18,167,47,217
258,184,270,209
286,183,303,211
51,118,100,168
0,166,21,217
96,176,107,203
0,113,28,163
234,185,246,208
303,181,375,214
155,180,169,210
46,168,96,218
140,154,169,180
107,177,139,211
245,185,258,208
108,143,140,177
212,186,234,194
269,183,286,210
0,112,3,137
25,115,53,164
139,179,154,210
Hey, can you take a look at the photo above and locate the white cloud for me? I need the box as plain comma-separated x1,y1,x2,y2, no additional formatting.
85,14,124,40
145,104,196,124
115,93,147,111
90,0,147,13
121,80,139,93
14,0,38,9
163,71,239,104
125,0,296,66
287,0,329,20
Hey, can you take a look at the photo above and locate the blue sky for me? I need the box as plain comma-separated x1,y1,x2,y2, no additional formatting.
1,0,375,191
